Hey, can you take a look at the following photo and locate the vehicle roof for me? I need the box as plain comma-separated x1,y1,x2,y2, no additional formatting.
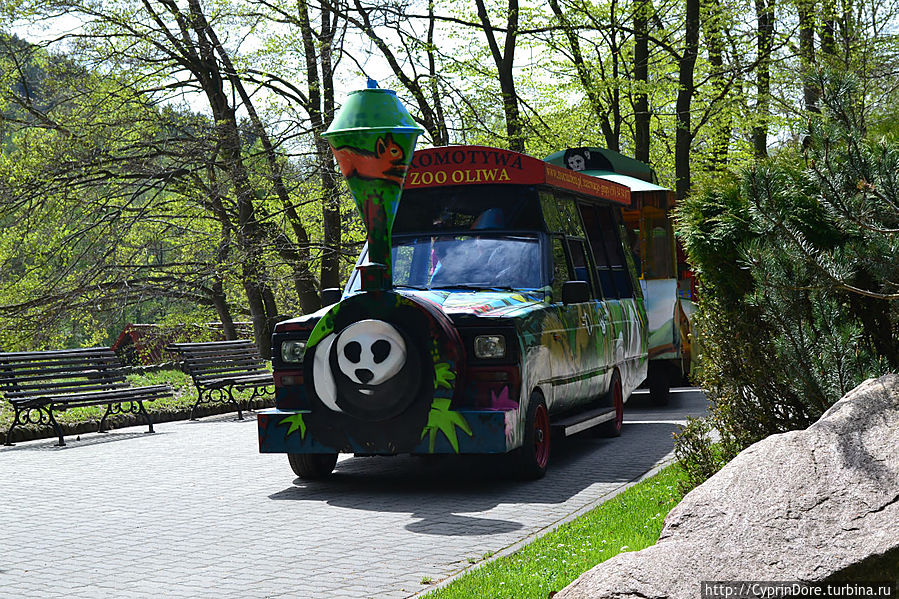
578,170,669,192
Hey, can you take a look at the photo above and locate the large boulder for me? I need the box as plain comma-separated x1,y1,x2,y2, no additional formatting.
557,375,899,599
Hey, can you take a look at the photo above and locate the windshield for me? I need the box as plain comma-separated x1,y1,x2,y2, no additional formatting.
349,234,543,292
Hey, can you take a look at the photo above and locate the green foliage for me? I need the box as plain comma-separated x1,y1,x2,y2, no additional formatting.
4,0,899,351
425,464,686,599
674,73,897,489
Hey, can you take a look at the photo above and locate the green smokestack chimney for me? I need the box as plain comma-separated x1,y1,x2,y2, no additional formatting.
322,82,423,291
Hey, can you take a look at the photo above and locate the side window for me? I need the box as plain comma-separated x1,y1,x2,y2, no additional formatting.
579,204,635,299
580,204,617,298
556,198,582,235
606,208,635,298
566,238,593,290
540,192,565,233
540,192,583,237
550,236,570,302
642,206,676,279
622,209,642,277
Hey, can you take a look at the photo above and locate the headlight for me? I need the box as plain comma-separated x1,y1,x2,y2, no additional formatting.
281,340,307,363
474,335,506,359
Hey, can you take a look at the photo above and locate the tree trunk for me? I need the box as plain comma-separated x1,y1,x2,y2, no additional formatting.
199,5,321,315
706,0,729,170
821,0,837,57
753,0,775,157
185,0,279,356
675,0,700,200
798,0,820,112
210,281,237,340
297,0,341,292
549,0,619,150
427,0,449,146
634,0,651,163
475,0,525,152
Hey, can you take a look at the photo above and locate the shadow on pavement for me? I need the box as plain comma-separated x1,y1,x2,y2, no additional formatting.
268,420,680,536
0,430,168,452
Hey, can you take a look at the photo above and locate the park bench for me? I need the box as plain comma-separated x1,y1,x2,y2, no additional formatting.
166,340,274,420
1,347,171,446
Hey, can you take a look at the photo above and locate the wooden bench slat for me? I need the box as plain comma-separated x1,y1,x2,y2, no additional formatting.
199,373,273,384
0,347,115,359
0,357,120,372
1,369,125,384
13,384,170,406
195,366,270,377
196,370,271,384
181,353,266,365
0,367,120,380
168,339,256,347
187,361,268,373
179,353,264,364
7,382,132,400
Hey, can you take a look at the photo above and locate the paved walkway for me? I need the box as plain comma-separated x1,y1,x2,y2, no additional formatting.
0,388,707,599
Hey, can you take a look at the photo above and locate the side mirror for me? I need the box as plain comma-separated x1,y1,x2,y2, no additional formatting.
561,280,590,305
321,288,342,306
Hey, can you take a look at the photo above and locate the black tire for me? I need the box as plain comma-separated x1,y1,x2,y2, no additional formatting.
648,362,670,406
597,370,624,437
514,395,550,480
288,453,338,480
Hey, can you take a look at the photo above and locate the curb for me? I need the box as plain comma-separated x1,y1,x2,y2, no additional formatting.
409,454,676,598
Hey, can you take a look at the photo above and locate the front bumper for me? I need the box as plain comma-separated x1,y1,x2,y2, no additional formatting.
257,408,518,455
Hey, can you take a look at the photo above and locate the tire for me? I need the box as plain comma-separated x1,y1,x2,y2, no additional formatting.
597,370,624,438
648,362,670,406
288,453,338,480
515,395,550,480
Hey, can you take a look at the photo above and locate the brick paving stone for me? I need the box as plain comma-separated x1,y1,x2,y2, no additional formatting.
0,389,706,598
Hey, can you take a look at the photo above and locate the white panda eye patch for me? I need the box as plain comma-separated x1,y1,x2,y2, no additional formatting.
372,339,391,363
344,341,362,363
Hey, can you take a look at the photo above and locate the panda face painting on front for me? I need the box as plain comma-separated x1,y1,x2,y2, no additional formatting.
319,319,421,422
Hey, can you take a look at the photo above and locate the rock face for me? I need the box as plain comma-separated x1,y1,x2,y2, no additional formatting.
557,375,899,599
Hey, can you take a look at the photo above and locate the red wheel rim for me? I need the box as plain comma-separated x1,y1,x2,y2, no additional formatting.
613,378,623,431
534,404,550,468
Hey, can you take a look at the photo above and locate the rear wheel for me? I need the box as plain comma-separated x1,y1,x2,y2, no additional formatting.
288,453,338,480
515,395,550,479
597,370,624,437
648,362,670,406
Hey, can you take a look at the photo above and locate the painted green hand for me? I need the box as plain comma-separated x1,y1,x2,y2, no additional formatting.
434,361,456,390
420,397,472,453
279,413,307,439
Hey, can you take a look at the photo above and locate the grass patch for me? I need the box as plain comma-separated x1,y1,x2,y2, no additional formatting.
425,463,686,599
0,368,269,433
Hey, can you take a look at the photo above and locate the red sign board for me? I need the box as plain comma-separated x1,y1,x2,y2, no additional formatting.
544,164,630,205
404,145,630,206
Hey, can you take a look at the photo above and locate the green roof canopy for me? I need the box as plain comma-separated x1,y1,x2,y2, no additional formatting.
543,147,657,183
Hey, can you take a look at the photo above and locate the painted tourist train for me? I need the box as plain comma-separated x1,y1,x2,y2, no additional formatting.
257,86,686,480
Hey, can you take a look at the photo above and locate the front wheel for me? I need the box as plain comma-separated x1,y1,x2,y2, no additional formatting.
288,453,338,480
514,395,550,479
